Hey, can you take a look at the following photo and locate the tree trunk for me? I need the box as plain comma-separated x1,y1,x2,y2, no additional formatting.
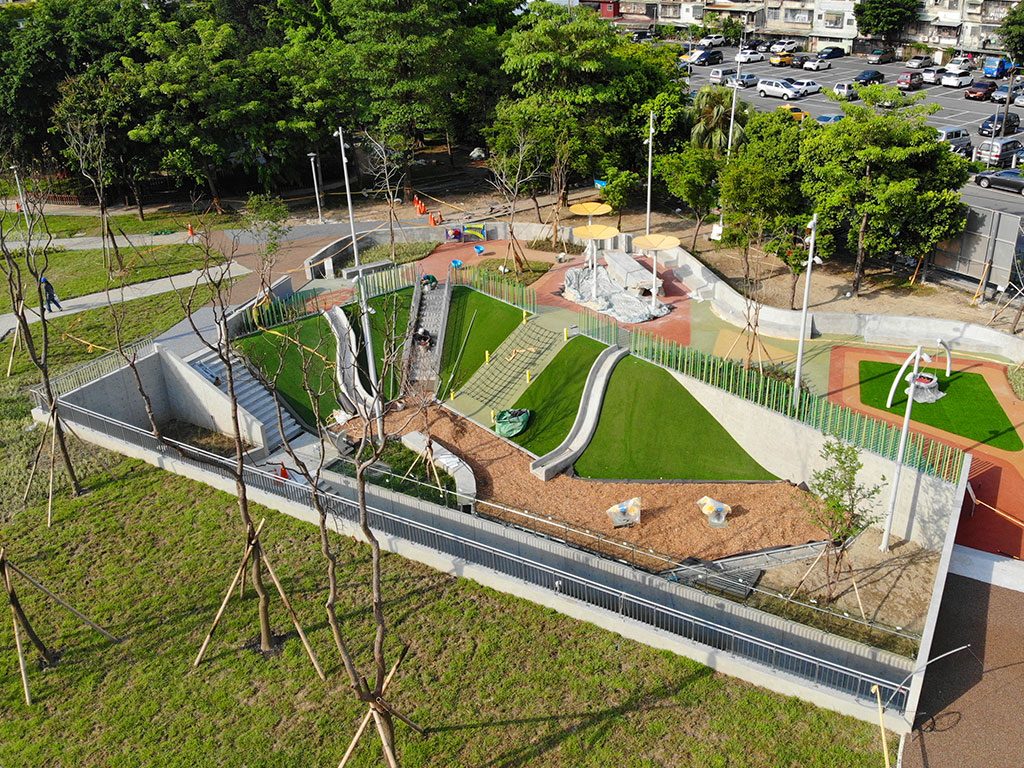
105,214,123,273
204,168,224,212
1011,299,1024,334
790,271,799,310
6,579,56,666
853,210,869,296
532,194,542,224
40,374,82,497
692,214,707,250
128,178,145,221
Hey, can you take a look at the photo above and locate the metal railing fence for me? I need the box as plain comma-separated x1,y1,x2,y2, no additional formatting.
51,398,910,715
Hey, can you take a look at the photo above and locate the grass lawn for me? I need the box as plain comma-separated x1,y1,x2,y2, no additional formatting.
360,241,439,265
0,286,895,766
438,287,523,399
0,244,213,313
1,209,240,238
234,315,340,426
510,336,607,456
236,289,413,423
858,360,1023,452
576,356,776,481
477,258,552,286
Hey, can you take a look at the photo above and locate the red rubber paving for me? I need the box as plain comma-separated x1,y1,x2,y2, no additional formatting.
903,574,1024,768
827,345,1024,559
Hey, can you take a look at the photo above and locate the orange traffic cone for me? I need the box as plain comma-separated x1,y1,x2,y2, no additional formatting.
428,213,437,226
187,223,195,238
413,194,420,207
14,202,21,213
436,212,444,224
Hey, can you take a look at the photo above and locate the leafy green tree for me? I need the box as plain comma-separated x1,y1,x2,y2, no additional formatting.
655,146,721,248
853,0,920,42
998,2,1024,63
801,89,970,294
690,86,750,154
720,17,743,45
600,167,641,229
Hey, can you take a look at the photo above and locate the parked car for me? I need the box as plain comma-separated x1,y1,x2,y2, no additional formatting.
757,78,804,100
770,52,795,67
974,168,1024,193
709,66,738,84
1015,94,1024,107
941,71,974,88
935,126,973,153
778,105,811,122
906,54,934,69
946,57,974,74
921,67,947,84
790,55,813,69
833,82,859,99
735,49,765,63
803,58,832,71
854,70,885,85
966,81,998,100
992,83,1024,103
756,40,773,52
815,114,845,125
631,29,654,43
791,79,822,95
742,39,769,52
975,136,1024,165
726,73,759,89
897,71,924,90
817,46,845,59
770,39,799,53
691,49,724,65
866,48,896,64
698,34,726,48
983,57,1014,78
979,112,1021,136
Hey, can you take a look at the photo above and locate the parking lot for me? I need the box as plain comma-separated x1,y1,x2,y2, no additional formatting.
683,45,1024,214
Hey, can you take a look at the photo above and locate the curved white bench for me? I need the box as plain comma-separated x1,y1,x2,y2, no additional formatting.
529,344,628,481
401,431,477,512
324,306,376,422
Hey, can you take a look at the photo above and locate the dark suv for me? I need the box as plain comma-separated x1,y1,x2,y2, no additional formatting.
979,112,1021,136
854,70,885,85
818,46,845,59
691,49,724,66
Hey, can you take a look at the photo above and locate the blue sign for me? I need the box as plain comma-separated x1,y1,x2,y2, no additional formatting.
594,179,608,189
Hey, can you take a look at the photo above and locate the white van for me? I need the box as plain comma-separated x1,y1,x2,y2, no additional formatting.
757,79,802,100
935,126,973,152
710,66,738,84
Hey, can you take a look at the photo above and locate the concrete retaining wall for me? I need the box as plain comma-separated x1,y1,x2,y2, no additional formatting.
668,369,962,550
64,352,169,430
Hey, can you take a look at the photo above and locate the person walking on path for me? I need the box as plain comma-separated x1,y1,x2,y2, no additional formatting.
41,277,62,312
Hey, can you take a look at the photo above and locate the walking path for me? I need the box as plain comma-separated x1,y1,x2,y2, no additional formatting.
3,231,191,251
0,262,251,336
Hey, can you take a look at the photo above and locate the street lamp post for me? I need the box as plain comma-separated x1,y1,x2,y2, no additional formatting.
880,345,933,552
354,275,384,442
334,126,360,267
645,110,654,236
9,165,31,234
792,214,820,410
307,152,323,224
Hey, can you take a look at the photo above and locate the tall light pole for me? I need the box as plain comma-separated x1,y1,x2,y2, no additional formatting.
645,110,654,236
334,126,360,267
9,165,31,234
792,214,819,410
307,152,323,224
354,275,384,442
880,345,933,552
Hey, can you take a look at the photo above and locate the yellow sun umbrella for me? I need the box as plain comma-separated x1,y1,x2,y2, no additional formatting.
569,202,612,219
632,235,680,313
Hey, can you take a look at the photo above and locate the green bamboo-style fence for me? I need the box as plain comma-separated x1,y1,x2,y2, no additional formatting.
449,265,538,313
621,327,965,484
579,307,620,346
234,289,322,338
361,263,418,300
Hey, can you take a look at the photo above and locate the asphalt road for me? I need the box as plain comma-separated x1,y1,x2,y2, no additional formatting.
684,45,1024,215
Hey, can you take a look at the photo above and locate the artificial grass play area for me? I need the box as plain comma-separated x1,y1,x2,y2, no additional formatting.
510,335,607,456
234,315,339,426
438,286,523,399
576,356,776,481
236,289,414,424
858,360,1023,452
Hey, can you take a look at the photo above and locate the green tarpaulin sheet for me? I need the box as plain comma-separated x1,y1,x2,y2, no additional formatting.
495,408,530,438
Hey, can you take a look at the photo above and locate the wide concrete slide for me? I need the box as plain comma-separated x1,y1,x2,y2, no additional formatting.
530,344,628,481
324,306,375,422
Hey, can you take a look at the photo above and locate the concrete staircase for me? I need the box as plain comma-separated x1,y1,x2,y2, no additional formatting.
189,349,305,453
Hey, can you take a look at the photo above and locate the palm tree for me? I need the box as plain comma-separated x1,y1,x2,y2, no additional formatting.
690,85,751,155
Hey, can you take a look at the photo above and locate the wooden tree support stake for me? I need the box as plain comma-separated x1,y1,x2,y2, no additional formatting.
789,545,828,600
23,407,55,503
194,518,266,668
7,561,121,643
338,645,410,768
46,412,58,528
844,554,868,622
258,546,326,681
4,558,31,705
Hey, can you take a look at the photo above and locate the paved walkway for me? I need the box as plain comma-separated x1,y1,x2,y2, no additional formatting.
0,262,251,336
3,231,191,251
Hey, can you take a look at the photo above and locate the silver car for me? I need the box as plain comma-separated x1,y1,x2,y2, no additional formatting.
757,78,803,100
993,83,1024,103
922,67,947,84
906,54,933,69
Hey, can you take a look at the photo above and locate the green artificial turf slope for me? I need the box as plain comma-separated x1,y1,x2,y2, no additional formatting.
510,335,607,456
438,286,523,398
858,360,1022,452
576,356,776,481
